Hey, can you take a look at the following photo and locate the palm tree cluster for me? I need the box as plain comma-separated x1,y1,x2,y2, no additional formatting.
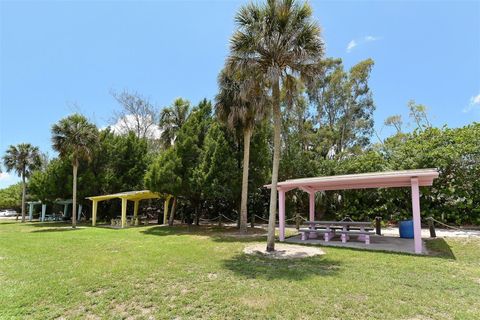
216,0,324,250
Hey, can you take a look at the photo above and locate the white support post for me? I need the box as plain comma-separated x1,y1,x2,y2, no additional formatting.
29,203,33,221
411,178,423,254
78,204,82,221
63,204,68,218
279,189,286,241
41,204,46,222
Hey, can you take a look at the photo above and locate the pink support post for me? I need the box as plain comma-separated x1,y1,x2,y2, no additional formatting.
308,191,318,238
309,191,315,221
279,189,286,242
411,178,423,254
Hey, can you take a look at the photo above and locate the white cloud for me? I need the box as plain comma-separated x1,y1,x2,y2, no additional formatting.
463,93,480,113
346,35,381,53
0,172,20,189
365,35,379,42
346,40,357,52
471,94,480,105
0,172,11,181
108,114,162,139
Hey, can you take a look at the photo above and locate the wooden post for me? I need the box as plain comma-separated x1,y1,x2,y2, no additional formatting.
163,196,171,225
279,189,285,241
411,178,422,254
121,198,127,228
295,211,301,230
92,200,98,226
375,216,382,235
427,216,436,238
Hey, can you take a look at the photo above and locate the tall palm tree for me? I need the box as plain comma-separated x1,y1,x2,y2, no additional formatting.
215,66,268,234
159,98,191,149
229,0,324,251
51,114,97,228
2,144,42,222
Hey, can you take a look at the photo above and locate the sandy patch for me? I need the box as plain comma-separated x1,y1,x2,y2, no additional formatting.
243,243,325,259
238,296,273,310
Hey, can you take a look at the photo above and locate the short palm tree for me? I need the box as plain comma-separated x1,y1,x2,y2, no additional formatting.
51,114,97,228
2,144,42,222
158,98,191,222
229,0,324,251
159,98,191,149
215,66,268,234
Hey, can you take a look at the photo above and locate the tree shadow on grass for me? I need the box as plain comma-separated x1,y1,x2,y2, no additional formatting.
223,253,341,281
425,238,456,260
29,222,70,228
288,237,457,260
141,225,268,243
30,227,85,233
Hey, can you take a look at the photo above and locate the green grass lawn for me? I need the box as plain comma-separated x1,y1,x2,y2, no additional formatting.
0,222,479,319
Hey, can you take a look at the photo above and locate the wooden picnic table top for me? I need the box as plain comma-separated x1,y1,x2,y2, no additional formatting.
306,220,372,226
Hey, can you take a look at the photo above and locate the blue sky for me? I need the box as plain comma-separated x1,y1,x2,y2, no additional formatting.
1,0,479,188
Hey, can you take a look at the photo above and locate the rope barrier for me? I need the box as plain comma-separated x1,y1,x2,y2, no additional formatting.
220,214,237,223
426,217,463,230
254,215,270,222
285,216,308,222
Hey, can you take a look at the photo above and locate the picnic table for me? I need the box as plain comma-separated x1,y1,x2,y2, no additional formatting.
299,220,374,244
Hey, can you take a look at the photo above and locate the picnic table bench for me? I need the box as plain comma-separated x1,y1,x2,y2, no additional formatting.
300,220,374,244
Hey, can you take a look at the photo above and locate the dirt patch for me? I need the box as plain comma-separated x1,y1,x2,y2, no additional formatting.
111,301,156,320
243,243,325,259
238,296,273,310
85,288,106,297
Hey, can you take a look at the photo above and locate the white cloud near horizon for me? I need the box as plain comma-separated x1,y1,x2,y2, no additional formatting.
0,172,12,181
462,93,480,113
0,172,20,189
346,35,381,53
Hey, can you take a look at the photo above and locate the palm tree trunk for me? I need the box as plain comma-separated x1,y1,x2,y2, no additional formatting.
21,172,26,223
168,196,177,226
240,127,252,234
72,159,78,229
266,78,282,252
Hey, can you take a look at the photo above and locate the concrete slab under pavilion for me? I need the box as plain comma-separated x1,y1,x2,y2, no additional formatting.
285,234,427,255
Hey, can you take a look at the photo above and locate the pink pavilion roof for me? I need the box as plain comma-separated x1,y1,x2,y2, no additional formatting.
266,168,439,192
